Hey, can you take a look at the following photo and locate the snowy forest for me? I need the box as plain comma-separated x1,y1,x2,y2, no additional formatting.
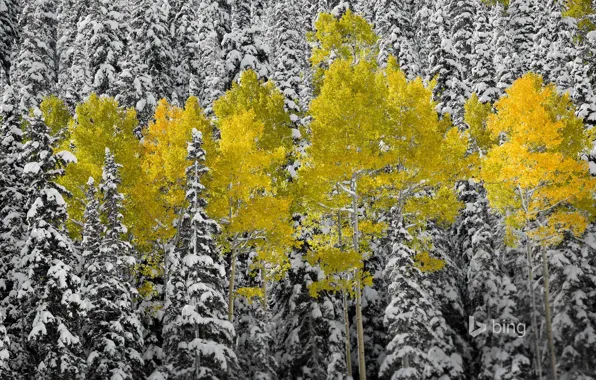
1,0,596,379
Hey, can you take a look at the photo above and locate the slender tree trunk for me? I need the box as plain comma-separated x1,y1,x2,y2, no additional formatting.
339,211,352,378
343,291,353,379
261,269,268,310
351,178,366,380
228,252,237,322
526,241,543,380
195,321,201,377
541,246,557,380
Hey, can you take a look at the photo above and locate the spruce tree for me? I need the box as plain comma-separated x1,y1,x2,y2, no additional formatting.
82,149,144,380
222,0,269,90
271,0,308,116
381,215,463,380
550,230,596,379
454,181,530,379
0,0,19,83
17,108,84,379
470,1,499,103
74,0,126,98
162,129,237,379
11,0,59,114
193,0,230,113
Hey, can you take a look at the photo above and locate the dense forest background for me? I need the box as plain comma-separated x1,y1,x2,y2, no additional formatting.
1,0,596,380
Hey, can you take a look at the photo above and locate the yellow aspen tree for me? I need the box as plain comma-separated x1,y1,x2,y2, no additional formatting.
208,70,294,322
481,73,596,380
58,94,142,237
303,11,388,379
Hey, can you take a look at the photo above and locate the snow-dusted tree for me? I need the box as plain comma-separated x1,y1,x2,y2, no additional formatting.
271,0,308,116
0,320,8,377
469,1,499,103
0,0,19,82
161,129,237,379
272,222,350,380
380,216,463,380
119,0,175,124
507,0,537,79
17,107,84,379
550,229,596,379
11,0,58,114
427,0,468,124
56,0,90,109
82,149,144,380
449,0,476,90
571,28,596,127
492,2,515,93
236,292,278,380
222,0,269,89
193,0,230,112
73,0,126,98
168,0,199,104
374,0,421,79
454,180,530,379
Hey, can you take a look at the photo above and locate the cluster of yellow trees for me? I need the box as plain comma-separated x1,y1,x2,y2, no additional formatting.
37,11,595,380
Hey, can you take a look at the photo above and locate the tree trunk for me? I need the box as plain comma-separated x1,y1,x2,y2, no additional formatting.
351,178,366,380
343,291,353,379
338,211,353,379
261,269,268,310
228,252,237,322
526,241,543,380
541,246,558,380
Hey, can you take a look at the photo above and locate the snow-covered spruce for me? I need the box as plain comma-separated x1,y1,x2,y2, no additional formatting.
381,215,463,380
162,129,237,379
80,150,144,380
16,108,85,379
11,0,58,114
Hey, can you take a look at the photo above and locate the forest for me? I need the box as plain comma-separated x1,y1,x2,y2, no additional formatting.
1,0,596,380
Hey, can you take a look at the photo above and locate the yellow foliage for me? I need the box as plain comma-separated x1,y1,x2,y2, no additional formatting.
413,252,446,273
464,93,497,154
309,10,379,92
208,70,294,274
58,94,142,237
481,73,596,247
40,96,71,138
564,0,595,36
236,287,265,303
139,97,212,244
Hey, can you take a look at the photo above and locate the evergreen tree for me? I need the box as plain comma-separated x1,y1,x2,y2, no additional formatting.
81,150,144,380
162,129,237,379
222,0,269,90
11,0,59,114
0,0,19,83
507,0,537,79
0,320,8,377
374,0,421,79
17,107,84,379
193,0,230,113
449,0,476,91
454,181,530,379
168,0,199,104
119,0,175,124
56,0,91,109
493,2,515,93
550,230,596,379
470,1,499,103
271,0,308,115
74,0,126,98
381,216,463,380
427,0,468,124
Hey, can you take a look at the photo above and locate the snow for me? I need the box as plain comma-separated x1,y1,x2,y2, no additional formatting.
23,162,41,175
56,150,78,164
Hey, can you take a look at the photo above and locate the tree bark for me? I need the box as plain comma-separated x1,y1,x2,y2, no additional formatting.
228,252,237,322
526,241,543,380
351,178,366,380
541,246,558,380
338,211,353,379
